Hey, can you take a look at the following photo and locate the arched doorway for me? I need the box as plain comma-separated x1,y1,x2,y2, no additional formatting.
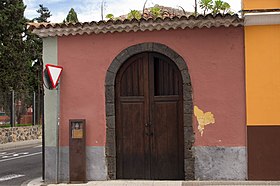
105,43,194,180
115,52,184,179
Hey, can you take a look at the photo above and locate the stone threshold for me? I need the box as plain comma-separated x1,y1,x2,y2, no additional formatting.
46,180,280,186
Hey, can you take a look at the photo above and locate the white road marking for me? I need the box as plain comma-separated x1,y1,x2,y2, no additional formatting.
0,174,25,182
0,152,41,163
33,145,42,148
0,152,29,159
0,152,15,157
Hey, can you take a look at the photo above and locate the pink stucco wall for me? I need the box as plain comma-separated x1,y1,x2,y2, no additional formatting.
58,27,245,147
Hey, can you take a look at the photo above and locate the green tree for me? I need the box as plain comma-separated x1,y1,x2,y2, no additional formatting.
0,0,34,123
0,0,31,92
34,4,51,22
26,4,52,125
27,4,51,66
0,2,51,124
64,8,79,23
25,4,52,94
199,0,213,15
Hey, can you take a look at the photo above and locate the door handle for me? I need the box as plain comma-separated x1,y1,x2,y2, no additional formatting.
145,122,152,136
145,122,152,127
145,122,149,136
145,132,153,136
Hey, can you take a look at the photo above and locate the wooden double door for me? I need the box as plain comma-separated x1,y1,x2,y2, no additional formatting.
115,52,184,180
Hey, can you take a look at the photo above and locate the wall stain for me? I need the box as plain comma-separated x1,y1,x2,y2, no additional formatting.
194,106,215,136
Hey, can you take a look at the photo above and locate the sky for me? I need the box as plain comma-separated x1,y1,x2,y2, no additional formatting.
23,0,242,23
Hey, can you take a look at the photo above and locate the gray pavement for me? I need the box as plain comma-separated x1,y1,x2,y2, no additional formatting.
0,139,42,186
0,139,42,151
27,179,280,186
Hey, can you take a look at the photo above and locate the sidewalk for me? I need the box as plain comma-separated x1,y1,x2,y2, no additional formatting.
27,178,280,186
7,140,277,185
0,139,42,151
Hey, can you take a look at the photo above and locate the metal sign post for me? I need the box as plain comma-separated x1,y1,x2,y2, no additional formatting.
42,64,63,183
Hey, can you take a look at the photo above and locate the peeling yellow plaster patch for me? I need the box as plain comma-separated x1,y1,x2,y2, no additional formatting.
194,106,215,136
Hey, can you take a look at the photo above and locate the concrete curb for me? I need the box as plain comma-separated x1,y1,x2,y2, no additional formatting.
0,139,42,151
25,177,44,186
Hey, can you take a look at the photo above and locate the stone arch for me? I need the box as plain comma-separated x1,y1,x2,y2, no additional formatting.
105,42,194,180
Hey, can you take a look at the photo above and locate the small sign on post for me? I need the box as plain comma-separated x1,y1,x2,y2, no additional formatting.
71,122,84,139
44,64,63,89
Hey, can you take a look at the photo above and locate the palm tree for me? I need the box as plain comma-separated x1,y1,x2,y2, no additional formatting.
221,2,231,15
199,0,213,15
212,0,223,14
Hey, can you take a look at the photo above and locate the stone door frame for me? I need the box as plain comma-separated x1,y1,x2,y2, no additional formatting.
105,42,194,180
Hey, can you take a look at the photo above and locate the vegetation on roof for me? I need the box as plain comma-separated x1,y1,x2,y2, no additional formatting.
105,0,233,21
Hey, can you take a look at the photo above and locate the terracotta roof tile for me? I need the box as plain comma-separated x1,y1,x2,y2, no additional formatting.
29,14,243,38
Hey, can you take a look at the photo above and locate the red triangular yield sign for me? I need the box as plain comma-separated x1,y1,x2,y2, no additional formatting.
46,64,63,89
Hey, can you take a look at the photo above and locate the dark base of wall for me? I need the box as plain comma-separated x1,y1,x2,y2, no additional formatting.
248,126,280,180
194,146,247,180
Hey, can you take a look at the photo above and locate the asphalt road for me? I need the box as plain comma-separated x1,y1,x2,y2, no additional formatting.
0,144,42,186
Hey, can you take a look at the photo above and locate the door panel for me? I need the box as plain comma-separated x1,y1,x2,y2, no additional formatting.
116,53,150,179
119,102,147,179
120,56,145,96
152,100,184,179
154,55,180,96
116,52,183,180
151,53,184,179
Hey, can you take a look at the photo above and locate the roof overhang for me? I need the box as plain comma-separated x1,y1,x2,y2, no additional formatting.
244,12,280,26
29,14,243,38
